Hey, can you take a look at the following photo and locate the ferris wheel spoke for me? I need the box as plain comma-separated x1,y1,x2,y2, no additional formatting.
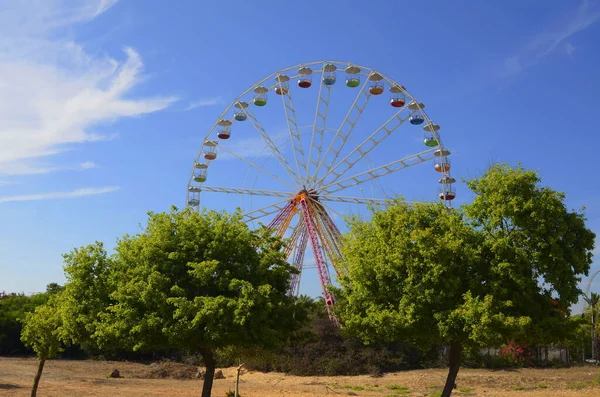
306,66,331,183
312,77,372,182
318,195,395,205
278,81,307,185
316,200,347,222
200,186,294,198
320,149,437,195
243,198,291,223
242,107,301,186
316,106,413,187
217,144,297,190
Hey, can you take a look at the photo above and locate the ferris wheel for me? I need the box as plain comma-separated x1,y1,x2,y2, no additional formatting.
187,60,455,322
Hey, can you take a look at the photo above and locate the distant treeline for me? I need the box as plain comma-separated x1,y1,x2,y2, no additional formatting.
1,286,593,374
0,286,56,355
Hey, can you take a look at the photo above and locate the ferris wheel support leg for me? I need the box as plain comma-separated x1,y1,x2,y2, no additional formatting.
306,200,343,277
299,199,339,325
283,218,304,258
290,229,309,296
267,200,297,232
313,202,343,258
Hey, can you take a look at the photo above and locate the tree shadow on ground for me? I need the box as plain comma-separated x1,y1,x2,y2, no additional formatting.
0,384,21,389
488,367,520,372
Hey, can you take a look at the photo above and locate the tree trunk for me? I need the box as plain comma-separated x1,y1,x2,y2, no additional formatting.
235,363,244,397
592,312,596,361
200,348,216,397
31,358,46,397
441,341,461,397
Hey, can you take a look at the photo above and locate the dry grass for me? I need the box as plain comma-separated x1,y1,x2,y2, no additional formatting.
1,357,600,396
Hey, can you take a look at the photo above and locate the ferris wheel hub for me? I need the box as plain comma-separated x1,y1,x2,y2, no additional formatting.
293,189,320,203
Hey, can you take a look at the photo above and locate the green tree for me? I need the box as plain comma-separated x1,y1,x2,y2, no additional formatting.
465,164,595,348
0,289,54,355
20,302,63,397
582,292,600,361
79,207,307,397
45,283,63,295
56,242,112,354
562,315,591,362
337,164,595,397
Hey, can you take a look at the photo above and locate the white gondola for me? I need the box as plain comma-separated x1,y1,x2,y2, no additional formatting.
203,140,218,160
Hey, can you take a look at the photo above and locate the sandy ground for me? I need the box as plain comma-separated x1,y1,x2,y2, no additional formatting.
1,357,600,396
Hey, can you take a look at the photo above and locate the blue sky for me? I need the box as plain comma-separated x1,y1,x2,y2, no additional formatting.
1,0,599,311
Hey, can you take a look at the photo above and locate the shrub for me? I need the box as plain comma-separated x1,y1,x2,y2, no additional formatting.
500,340,532,367
241,317,422,376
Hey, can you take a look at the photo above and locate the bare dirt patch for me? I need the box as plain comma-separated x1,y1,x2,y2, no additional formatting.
1,357,599,396
128,361,200,380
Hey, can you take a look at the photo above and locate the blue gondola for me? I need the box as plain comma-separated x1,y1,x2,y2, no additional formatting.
234,112,247,121
410,115,424,125
323,76,336,86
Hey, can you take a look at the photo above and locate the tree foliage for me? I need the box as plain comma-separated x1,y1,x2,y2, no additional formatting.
0,288,57,355
58,207,308,397
338,201,503,348
337,164,595,396
20,301,63,396
465,164,594,324
56,242,112,353
21,303,62,359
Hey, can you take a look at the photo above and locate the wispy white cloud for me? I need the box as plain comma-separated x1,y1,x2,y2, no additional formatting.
501,0,600,78
0,0,119,36
0,162,58,176
96,0,120,16
79,161,98,170
565,42,577,57
0,0,176,177
184,97,225,111
0,186,120,204
0,160,99,176
0,180,19,186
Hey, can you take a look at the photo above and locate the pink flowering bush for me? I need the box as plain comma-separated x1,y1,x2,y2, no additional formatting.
499,340,532,367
